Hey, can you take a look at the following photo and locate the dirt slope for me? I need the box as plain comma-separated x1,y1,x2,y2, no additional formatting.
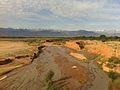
0,45,109,90
64,41,81,51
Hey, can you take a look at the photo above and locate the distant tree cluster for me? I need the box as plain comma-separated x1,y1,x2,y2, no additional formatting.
100,35,107,42
70,35,120,41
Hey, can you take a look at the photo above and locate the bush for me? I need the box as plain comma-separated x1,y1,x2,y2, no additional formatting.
106,63,116,69
108,58,114,63
46,70,57,90
108,57,120,64
108,71,118,81
46,70,54,83
100,35,107,42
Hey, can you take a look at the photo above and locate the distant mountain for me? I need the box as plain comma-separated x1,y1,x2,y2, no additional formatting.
64,30,99,37
0,28,100,37
95,30,120,37
115,33,120,36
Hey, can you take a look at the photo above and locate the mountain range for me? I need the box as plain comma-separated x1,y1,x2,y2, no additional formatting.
0,28,119,37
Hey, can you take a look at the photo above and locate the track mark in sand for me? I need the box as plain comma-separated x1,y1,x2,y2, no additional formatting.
0,76,7,81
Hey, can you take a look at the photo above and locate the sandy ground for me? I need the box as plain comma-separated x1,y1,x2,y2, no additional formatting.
0,41,29,52
0,41,35,60
64,40,120,58
64,41,81,51
85,40,120,58
0,41,39,76
70,52,87,61
0,44,109,90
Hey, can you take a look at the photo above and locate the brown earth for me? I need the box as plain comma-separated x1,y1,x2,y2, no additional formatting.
0,41,40,75
0,41,37,60
64,41,81,51
0,44,109,90
64,40,120,58
70,52,87,62
86,42,113,58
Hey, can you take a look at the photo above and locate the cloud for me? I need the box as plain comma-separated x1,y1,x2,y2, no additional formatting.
0,0,120,30
0,0,119,18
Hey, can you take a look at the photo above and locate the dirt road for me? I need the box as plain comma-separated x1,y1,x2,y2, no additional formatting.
0,45,109,90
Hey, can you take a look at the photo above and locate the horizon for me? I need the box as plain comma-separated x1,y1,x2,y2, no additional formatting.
0,0,120,32
0,27,120,34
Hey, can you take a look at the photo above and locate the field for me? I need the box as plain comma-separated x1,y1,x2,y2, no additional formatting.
0,37,119,90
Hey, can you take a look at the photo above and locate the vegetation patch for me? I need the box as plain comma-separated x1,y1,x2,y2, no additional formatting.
108,71,118,81
46,70,57,90
108,57,120,64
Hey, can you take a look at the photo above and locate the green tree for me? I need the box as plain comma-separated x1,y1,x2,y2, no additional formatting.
100,35,107,42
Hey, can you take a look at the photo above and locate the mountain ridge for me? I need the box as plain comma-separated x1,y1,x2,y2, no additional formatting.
0,28,119,37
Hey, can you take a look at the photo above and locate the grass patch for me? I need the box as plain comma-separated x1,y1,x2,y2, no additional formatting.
46,70,58,90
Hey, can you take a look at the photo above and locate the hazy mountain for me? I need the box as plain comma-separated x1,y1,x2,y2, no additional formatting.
0,28,100,37
95,30,120,36
116,33,120,36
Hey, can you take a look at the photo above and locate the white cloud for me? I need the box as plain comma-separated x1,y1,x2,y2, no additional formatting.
0,0,120,30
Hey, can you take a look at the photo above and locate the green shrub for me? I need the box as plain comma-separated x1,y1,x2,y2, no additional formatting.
46,70,57,90
107,63,116,69
100,35,107,42
46,70,54,83
108,71,118,81
108,57,120,64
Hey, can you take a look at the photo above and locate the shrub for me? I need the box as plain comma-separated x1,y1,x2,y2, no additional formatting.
100,35,107,42
108,71,118,81
106,63,116,69
108,57,120,64
46,70,57,90
46,70,54,83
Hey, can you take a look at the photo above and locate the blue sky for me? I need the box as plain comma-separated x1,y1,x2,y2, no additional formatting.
0,0,120,32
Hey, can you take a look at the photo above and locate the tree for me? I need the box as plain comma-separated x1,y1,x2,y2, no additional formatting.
100,35,107,42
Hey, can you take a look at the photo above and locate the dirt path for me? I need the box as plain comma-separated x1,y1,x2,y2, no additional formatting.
0,45,109,90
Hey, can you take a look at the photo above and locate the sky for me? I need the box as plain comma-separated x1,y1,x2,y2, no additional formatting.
0,0,120,32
